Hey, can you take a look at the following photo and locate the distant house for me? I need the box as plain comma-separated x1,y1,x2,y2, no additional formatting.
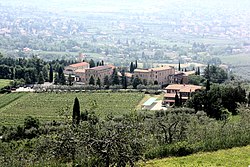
169,71,196,84
133,66,175,85
163,84,202,106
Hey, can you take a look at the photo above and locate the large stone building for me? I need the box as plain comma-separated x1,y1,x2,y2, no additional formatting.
133,66,175,85
64,62,90,82
64,62,89,75
85,65,114,84
163,84,202,106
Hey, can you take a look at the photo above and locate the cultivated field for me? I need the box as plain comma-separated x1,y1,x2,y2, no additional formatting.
142,145,250,167
0,92,144,126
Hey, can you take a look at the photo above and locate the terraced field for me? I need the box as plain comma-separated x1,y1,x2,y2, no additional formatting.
0,92,144,126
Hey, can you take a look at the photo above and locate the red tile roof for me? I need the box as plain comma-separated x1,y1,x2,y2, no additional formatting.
69,62,89,68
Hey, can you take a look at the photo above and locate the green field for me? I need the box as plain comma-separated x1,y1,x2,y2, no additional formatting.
0,92,144,126
141,145,250,167
220,54,250,65
0,79,10,89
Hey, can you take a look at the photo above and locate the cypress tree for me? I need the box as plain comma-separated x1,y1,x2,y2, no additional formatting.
130,62,134,73
206,79,210,91
121,70,127,89
197,67,200,75
104,75,110,89
111,68,119,85
248,92,250,106
96,77,101,87
175,92,180,107
49,64,53,83
72,97,80,125
89,59,95,68
60,73,66,85
135,60,138,69
178,60,181,71
89,76,95,85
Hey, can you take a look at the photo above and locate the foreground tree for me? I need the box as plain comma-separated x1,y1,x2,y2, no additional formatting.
72,97,80,125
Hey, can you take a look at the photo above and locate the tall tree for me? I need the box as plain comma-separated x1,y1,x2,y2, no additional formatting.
248,92,250,106
96,77,101,87
89,76,95,85
206,79,210,91
101,60,104,66
178,60,181,71
130,62,134,73
54,73,59,85
72,97,80,125
121,70,127,89
49,64,53,83
89,59,95,68
111,68,119,85
42,66,48,82
175,92,180,107
135,60,138,69
132,75,141,89
60,73,66,85
104,75,110,89
197,67,200,76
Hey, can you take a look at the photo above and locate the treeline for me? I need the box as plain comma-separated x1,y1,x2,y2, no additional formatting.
0,106,250,166
0,53,74,85
187,84,247,119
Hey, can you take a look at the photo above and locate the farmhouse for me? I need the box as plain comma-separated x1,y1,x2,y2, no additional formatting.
133,66,175,85
163,84,202,106
169,71,196,84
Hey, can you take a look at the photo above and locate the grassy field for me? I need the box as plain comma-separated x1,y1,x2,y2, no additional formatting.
0,79,10,89
0,92,144,126
141,145,250,167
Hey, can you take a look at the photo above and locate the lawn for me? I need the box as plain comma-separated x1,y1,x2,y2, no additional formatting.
141,145,250,167
0,79,11,89
0,92,144,126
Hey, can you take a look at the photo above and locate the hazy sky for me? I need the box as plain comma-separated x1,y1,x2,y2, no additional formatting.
1,0,250,13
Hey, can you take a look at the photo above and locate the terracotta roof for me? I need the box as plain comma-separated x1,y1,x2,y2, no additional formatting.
69,62,89,68
165,84,202,92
